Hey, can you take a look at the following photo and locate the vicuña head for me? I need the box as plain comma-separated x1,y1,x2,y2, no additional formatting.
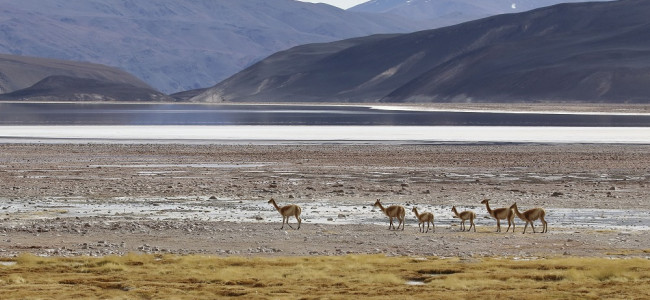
509,202,517,214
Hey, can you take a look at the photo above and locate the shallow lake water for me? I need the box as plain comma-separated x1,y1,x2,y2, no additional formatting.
1,103,650,126
4,197,649,232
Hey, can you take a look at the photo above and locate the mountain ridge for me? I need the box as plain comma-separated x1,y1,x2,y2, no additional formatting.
194,0,650,104
0,75,171,102
0,53,170,102
0,0,424,94
349,0,611,26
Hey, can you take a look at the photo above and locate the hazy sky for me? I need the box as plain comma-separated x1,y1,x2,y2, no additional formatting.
299,0,368,9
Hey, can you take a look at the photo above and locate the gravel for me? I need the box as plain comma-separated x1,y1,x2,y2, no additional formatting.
0,143,648,258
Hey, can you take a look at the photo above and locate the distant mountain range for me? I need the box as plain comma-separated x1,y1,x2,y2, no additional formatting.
194,0,650,103
0,0,421,94
0,54,169,101
0,0,612,95
349,0,610,26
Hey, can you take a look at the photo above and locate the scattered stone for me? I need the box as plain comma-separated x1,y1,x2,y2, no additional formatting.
2,144,649,259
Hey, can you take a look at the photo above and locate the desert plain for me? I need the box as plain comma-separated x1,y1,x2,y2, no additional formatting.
0,142,648,258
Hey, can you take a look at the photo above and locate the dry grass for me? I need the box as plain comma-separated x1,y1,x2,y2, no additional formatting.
0,254,648,299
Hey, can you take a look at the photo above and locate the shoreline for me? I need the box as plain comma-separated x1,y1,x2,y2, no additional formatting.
3,101,650,114
1,126,649,144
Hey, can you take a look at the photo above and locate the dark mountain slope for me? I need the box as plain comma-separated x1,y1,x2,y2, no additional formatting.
0,76,170,102
384,2,650,102
0,53,170,101
0,53,152,94
195,0,650,103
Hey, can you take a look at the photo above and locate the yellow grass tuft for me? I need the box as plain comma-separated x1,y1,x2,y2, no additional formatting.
4,275,27,285
14,253,45,265
0,254,648,299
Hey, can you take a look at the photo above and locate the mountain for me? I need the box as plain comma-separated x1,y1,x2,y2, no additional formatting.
0,76,171,102
0,0,424,94
0,53,170,101
194,0,650,104
349,0,611,27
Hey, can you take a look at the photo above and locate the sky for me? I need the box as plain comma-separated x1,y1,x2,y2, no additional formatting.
299,0,368,9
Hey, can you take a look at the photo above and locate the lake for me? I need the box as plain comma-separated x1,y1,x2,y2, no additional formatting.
1,103,649,144
1,102,650,126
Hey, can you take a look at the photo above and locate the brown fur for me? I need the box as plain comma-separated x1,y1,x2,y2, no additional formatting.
481,199,515,233
411,207,434,233
451,206,476,232
268,198,301,230
510,203,548,234
373,199,405,230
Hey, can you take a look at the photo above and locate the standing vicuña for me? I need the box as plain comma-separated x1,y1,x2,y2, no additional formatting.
411,207,435,233
451,206,476,232
481,199,515,232
268,198,301,230
373,199,405,230
510,203,547,234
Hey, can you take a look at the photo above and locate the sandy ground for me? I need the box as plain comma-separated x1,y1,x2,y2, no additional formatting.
0,143,648,258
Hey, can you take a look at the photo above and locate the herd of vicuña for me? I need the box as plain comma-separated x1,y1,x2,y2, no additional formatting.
268,198,547,234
